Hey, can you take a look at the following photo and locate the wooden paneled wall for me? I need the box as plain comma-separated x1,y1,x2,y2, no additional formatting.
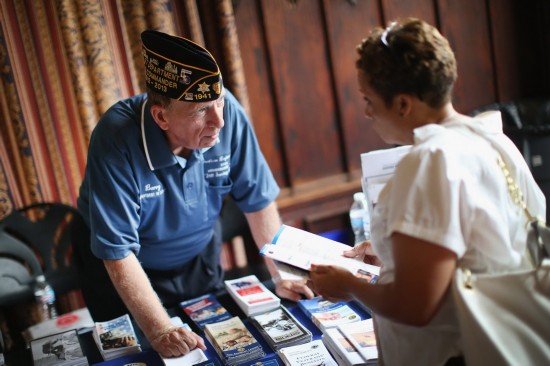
194,0,550,235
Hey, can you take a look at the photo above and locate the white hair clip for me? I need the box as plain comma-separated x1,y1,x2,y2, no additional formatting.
381,21,397,47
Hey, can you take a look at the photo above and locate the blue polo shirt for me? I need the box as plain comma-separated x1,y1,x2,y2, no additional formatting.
77,90,279,270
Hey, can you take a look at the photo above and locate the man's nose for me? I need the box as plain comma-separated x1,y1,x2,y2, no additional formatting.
209,106,224,128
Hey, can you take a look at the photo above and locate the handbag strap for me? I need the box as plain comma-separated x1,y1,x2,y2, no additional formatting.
496,155,550,266
496,156,534,222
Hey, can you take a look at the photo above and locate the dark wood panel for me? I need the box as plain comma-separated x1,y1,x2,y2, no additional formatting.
323,0,387,173
508,0,550,99
437,0,496,113
487,0,521,102
381,0,437,25
233,0,286,185
261,0,343,186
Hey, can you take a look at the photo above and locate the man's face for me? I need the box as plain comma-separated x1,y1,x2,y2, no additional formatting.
157,92,225,152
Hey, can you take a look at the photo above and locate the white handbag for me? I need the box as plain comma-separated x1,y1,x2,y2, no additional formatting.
452,157,550,366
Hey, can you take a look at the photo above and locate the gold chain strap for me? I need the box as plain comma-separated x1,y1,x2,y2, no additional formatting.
496,156,534,222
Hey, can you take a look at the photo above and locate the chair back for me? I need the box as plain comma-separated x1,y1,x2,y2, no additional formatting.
0,203,88,296
0,231,43,306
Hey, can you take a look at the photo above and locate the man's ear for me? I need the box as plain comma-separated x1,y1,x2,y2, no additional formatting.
150,104,169,130
396,94,413,117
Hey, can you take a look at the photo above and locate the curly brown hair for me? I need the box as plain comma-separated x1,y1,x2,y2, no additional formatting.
356,18,457,108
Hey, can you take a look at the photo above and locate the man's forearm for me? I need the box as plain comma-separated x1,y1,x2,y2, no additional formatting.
245,201,283,277
103,254,174,341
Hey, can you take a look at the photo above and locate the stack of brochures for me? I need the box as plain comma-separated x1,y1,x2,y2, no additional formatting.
23,307,94,343
298,297,361,332
161,316,208,366
277,339,337,366
249,306,312,351
92,314,141,361
323,318,378,365
204,316,265,365
30,329,88,366
180,293,233,329
224,275,281,316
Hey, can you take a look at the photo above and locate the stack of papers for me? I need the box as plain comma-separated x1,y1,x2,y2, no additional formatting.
224,275,280,316
23,307,94,343
204,316,265,365
260,225,380,282
330,319,378,365
30,329,88,366
179,293,233,329
298,297,361,333
92,314,141,361
249,306,312,351
161,316,208,366
277,339,337,366
360,145,411,217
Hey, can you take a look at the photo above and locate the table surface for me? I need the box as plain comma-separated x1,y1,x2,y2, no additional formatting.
3,266,371,365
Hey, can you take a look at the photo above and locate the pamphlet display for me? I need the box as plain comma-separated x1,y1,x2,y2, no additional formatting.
277,339,337,366
92,314,141,361
30,329,87,366
249,306,312,351
297,297,361,332
204,316,266,365
180,293,233,329
224,275,281,316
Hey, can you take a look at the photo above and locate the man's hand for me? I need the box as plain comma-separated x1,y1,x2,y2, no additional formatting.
274,278,315,302
150,327,206,358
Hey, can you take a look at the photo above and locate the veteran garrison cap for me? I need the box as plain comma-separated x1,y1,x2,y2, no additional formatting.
141,30,223,102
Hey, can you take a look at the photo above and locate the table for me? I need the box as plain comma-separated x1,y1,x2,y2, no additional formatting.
3,268,370,365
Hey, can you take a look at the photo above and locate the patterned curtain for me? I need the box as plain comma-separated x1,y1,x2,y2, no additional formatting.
0,0,211,219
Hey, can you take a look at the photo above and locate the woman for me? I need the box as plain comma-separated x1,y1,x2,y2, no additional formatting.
308,18,545,365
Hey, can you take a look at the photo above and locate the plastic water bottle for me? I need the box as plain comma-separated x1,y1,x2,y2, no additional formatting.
349,192,371,246
33,275,57,321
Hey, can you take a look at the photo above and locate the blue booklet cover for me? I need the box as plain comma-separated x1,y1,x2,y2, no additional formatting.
195,359,223,366
92,349,163,365
297,297,361,332
180,293,233,329
239,354,283,365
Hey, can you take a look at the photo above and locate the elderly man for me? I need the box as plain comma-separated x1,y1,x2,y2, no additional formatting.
76,30,313,358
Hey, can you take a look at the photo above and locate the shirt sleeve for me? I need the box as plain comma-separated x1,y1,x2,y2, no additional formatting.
86,120,141,261
384,148,471,256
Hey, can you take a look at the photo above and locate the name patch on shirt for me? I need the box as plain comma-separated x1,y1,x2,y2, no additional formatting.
204,154,230,179
140,183,165,199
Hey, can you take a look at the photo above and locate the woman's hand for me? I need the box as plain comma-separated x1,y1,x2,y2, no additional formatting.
308,264,358,302
344,240,383,266
150,327,206,358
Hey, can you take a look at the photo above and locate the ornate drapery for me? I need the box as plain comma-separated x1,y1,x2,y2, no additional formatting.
0,0,246,219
